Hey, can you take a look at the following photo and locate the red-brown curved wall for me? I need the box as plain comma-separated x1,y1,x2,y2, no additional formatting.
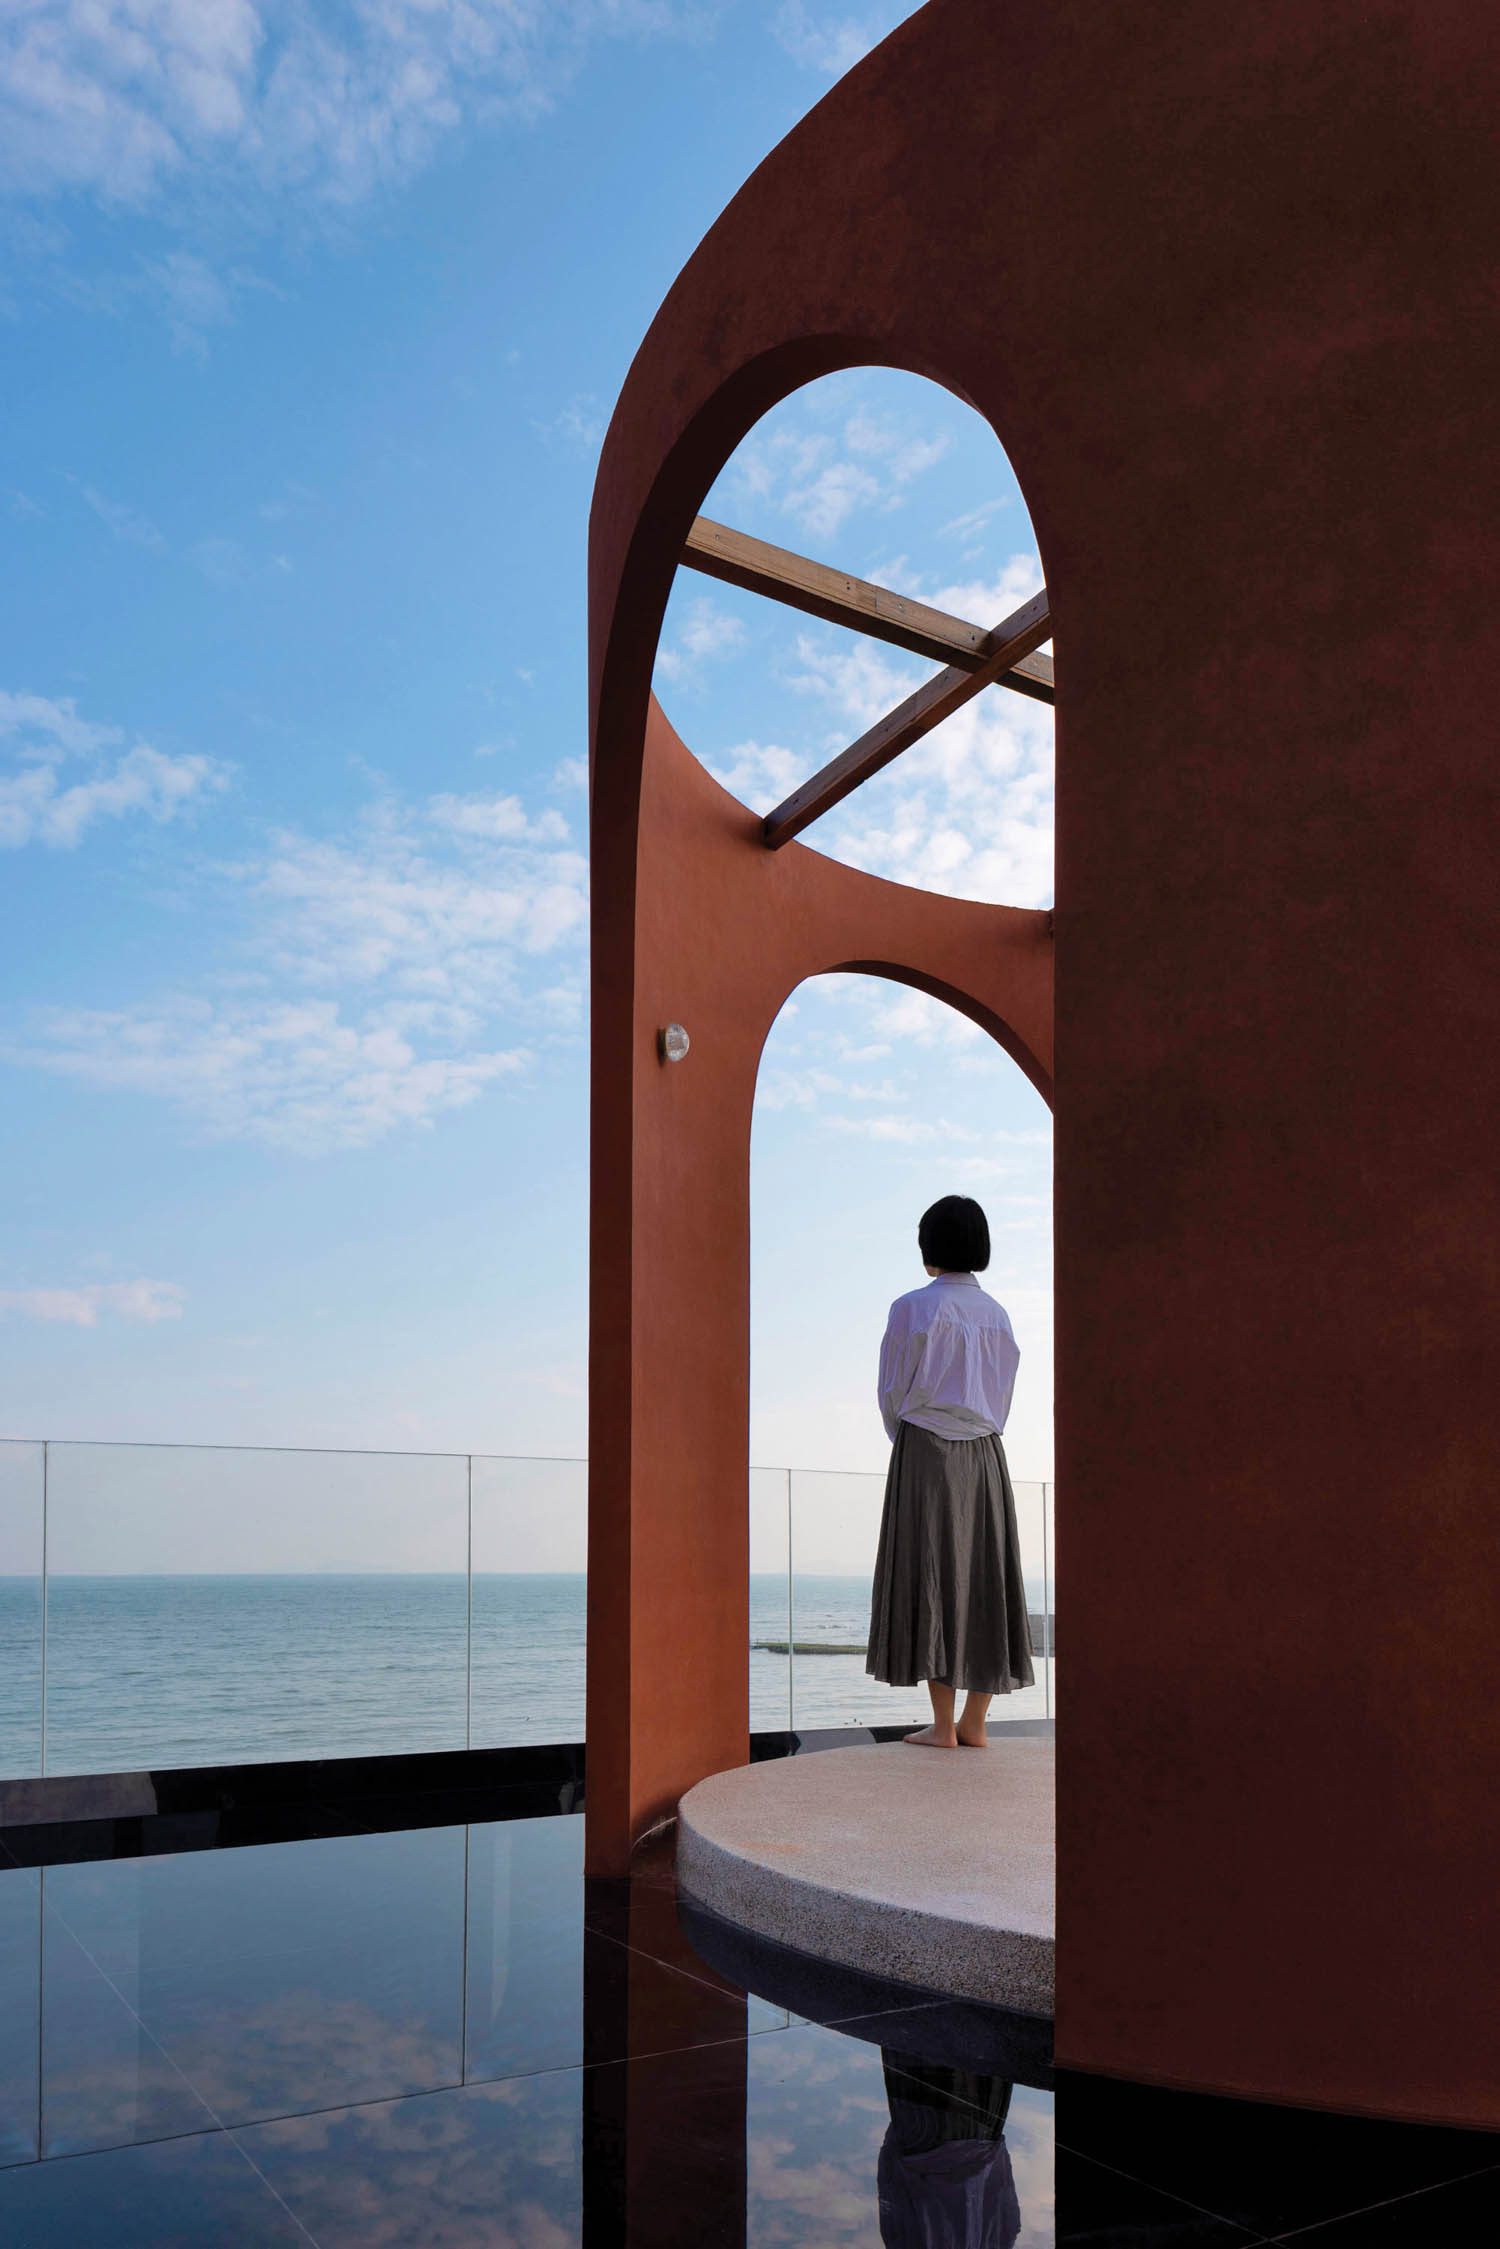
588,0,1500,2127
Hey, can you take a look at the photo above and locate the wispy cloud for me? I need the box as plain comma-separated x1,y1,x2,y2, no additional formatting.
823,1110,978,1144
0,689,228,848
756,1065,903,1112
772,3,915,76
71,476,302,588
703,738,806,813
724,400,951,544
0,4,713,211
0,1279,185,1326
2,768,589,1152
77,479,165,551
426,790,570,845
656,594,748,683
940,495,1008,553
7,997,530,1154
534,393,606,456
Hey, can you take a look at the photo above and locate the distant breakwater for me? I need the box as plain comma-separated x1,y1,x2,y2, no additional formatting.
755,1612,1054,1656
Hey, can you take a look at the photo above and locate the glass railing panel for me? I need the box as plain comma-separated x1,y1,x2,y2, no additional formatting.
749,1467,793,1733
468,1455,587,1748
787,1469,915,1729
789,1464,1053,1730
0,1865,39,2165
1007,1477,1052,1722
0,1440,45,1781
42,1442,468,1773
1043,1478,1056,1717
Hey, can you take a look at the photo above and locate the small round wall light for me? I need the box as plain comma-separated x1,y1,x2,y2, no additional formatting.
657,1023,691,1064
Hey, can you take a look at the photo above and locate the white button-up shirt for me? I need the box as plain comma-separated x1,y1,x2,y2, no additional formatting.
878,1272,1020,1442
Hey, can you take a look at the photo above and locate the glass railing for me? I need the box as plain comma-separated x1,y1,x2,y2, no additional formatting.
0,1437,1052,1779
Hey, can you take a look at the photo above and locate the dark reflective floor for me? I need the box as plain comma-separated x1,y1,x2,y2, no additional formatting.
0,1802,1053,2245
4,1752,1498,2245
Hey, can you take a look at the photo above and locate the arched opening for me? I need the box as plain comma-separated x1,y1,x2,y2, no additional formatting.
587,347,1057,1866
640,366,1057,1741
649,365,1054,910
749,969,1054,1736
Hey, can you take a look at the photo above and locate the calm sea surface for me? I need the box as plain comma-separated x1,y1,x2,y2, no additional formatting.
0,1573,1053,1777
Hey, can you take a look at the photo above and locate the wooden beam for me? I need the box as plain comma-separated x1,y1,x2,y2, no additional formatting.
682,514,1053,703
762,591,1052,850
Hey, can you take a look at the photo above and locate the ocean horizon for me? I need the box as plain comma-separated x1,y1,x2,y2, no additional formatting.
0,1570,1054,1779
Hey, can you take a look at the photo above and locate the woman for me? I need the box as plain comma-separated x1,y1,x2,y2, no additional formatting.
867,1194,1035,1748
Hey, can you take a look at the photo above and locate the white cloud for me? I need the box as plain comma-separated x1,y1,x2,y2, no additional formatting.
929,553,1047,630
535,392,606,454
844,406,949,486
703,738,806,815
823,1111,978,1144
0,691,228,848
787,628,927,729
6,997,529,1153
427,790,569,844
255,800,588,990
866,987,985,1047
656,594,748,682
2,771,588,1151
772,3,914,76
0,688,119,758
723,400,950,545
0,3,709,209
756,1065,902,1112
787,457,881,541
0,1279,185,1326
940,495,1007,549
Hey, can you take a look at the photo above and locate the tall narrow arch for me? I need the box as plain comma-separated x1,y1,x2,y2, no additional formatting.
585,698,1051,1870
747,962,1055,1736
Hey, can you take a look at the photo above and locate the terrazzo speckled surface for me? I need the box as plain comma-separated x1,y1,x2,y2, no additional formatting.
677,1737,1054,2015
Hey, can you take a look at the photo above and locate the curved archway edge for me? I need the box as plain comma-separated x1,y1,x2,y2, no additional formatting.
586,0,1500,2129
585,698,1051,1864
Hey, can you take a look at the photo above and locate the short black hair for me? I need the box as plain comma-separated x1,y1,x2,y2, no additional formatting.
918,1194,990,1273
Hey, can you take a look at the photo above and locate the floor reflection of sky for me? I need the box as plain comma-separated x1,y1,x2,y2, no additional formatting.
0,1811,1054,2245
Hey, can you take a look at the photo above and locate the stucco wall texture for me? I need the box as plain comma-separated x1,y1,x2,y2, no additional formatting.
586,0,1500,2127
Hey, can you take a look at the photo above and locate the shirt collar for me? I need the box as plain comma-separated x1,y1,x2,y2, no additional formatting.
931,1271,980,1287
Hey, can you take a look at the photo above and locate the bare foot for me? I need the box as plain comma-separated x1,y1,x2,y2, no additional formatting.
905,1724,958,1748
957,1728,990,1749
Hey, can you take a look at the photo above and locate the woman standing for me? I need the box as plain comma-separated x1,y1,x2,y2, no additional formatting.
867,1195,1035,1748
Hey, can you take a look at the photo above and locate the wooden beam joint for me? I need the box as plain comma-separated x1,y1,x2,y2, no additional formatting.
760,590,1052,850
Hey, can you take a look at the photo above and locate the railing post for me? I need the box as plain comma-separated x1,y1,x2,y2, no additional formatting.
39,1439,49,1778
465,1453,474,1754
786,1468,795,1736
1042,1480,1052,1721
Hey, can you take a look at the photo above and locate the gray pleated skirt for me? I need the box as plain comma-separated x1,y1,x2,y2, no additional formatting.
866,1421,1035,1697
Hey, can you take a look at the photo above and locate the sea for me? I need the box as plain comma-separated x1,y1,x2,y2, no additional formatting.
0,1573,1054,1779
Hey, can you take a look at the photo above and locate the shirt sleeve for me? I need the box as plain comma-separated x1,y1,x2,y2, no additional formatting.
878,1304,919,1441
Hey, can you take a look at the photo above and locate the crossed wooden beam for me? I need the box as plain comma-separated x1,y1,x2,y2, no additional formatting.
681,516,1053,850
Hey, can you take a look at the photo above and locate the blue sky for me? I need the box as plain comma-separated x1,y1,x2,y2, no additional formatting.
0,1,1054,1504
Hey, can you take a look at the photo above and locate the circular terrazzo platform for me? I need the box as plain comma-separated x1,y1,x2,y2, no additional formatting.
677,1736,1054,2016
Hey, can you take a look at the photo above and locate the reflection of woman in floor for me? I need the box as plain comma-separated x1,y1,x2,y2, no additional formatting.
867,1195,1035,1748
878,2051,1021,2248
